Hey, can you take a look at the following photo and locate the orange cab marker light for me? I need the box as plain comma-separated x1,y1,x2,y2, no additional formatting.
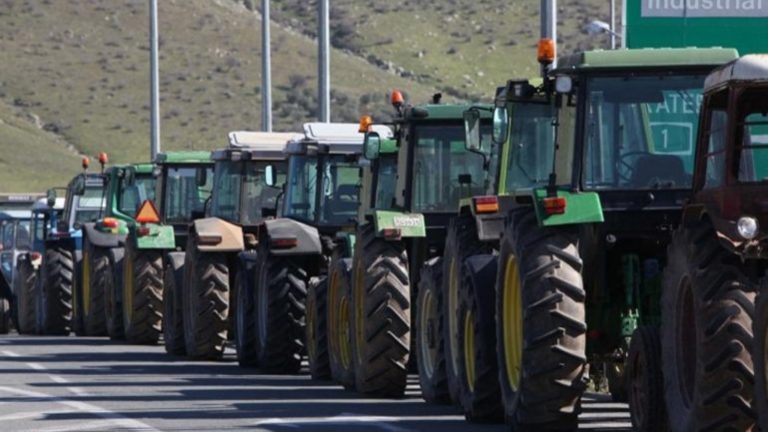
537,38,556,65
82,157,90,170
135,200,161,224
137,226,151,237
543,196,566,215
271,237,298,249
358,115,373,133
391,89,404,107
473,196,499,214
97,152,108,165
102,217,119,229
381,228,402,240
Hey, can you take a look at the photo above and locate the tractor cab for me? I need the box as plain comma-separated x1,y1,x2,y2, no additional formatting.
281,122,366,236
686,54,768,257
55,170,106,241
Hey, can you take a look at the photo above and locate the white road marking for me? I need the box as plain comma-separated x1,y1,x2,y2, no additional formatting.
0,409,76,421
33,419,140,432
1,350,20,357
28,362,46,370
0,386,160,431
253,414,463,431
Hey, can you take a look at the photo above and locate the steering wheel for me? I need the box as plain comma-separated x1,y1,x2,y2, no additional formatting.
617,151,652,182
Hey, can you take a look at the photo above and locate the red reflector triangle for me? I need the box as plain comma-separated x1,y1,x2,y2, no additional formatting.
135,200,161,224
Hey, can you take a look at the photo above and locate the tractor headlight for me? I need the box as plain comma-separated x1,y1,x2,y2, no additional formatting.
737,216,759,240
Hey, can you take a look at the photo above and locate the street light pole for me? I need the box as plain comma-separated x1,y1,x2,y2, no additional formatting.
540,0,557,73
318,0,330,122
610,0,616,49
149,0,160,160
262,0,272,132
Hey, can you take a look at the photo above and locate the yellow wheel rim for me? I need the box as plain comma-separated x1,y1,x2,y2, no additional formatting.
82,250,90,316
339,295,351,370
419,288,438,378
307,293,316,361
503,255,523,391
123,250,134,325
353,263,365,365
463,310,476,392
448,257,460,372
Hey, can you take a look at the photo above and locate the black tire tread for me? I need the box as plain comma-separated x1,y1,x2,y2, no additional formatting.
307,276,331,379
416,259,450,404
14,257,38,334
184,246,229,360
125,249,163,345
39,246,74,335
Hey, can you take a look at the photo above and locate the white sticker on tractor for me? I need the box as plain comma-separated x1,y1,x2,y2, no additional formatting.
393,216,421,227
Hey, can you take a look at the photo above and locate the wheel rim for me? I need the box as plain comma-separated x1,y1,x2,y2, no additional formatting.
448,257,460,373
676,275,696,407
339,295,351,370
82,249,90,316
503,255,523,391
122,250,134,329
630,345,646,426
463,309,476,392
354,262,365,366
307,291,317,362
419,288,438,379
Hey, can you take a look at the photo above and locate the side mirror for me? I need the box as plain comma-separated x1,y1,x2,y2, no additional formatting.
265,164,276,187
555,75,573,94
46,189,56,208
463,109,482,151
492,105,509,145
195,167,208,187
363,132,381,160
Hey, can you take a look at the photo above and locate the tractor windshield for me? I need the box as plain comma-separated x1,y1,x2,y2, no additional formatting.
284,154,359,225
735,88,768,182
374,155,398,209
163,166,213,223
118,174,155,216
74,187,106,226
242,161,287,225
411,123,489,212
504,102,557,192
583,74,705,190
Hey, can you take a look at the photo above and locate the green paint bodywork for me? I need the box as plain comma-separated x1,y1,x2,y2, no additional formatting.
373,210,426,238
133,224,176,249
532,188,604,226
154,151,211,164
94,164,154,236
380,138,398,154
415,104,492,121
556,47,739,72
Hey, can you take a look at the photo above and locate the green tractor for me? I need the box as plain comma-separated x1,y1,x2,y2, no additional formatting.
415,79,556,421
660,55,768,432
78,163,154,338
478,47,738,431
244,123,366,375
346,94,492,397
119,151,213,345
173,131,292,360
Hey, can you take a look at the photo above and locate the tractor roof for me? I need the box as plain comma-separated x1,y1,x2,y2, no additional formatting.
71,172,105,188
406,103,492,121
285,123,385,156
0,193,44,206
106,163,153,175
155,151,212,164
704,55,768,93
555,47,739,73
212,131,296,161
33,197,65,211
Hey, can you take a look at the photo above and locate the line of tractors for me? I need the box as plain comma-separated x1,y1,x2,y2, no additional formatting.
2,41,768,431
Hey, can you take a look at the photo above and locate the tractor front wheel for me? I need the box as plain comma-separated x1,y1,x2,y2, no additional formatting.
38,247,74,335
754,283,768,432
14,257,38,334
105,248,125,340
122,241,163,345
351,224,410,397
627,325,666,432
163,252,186,355
495,209,586,429
79,238,108,336
416,258,449,404
306,276,330,379
328,254,355,389
662,223,756,432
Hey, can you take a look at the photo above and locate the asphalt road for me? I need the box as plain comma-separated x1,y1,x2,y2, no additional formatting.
0,335,631,432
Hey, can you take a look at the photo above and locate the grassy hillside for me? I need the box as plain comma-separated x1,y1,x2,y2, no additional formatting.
0,0,617,191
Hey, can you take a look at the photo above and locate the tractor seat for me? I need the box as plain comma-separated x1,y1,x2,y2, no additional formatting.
629,154,688,188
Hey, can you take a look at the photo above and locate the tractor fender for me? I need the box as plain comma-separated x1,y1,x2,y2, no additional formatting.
193,217,244,253
262,218,322,256
83,223,125,249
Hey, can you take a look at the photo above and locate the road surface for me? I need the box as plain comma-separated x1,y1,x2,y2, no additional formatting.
0,335,631,431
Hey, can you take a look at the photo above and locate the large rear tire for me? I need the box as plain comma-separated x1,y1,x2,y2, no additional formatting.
122,241,163,345
457,255,502,422
0,297,9,334
253,248,307,373
163,252,186,355
183,240,229,360
307,276,330,379
662,223,756,432
328,254,355,389
38,246,74,335
754,283,768,432
351,224,410,397
442,215,487,404
495,209,586,429
627,325,666,432
14,257,38,334
80,238,108,336
105,248,125,340
416,258,450,404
